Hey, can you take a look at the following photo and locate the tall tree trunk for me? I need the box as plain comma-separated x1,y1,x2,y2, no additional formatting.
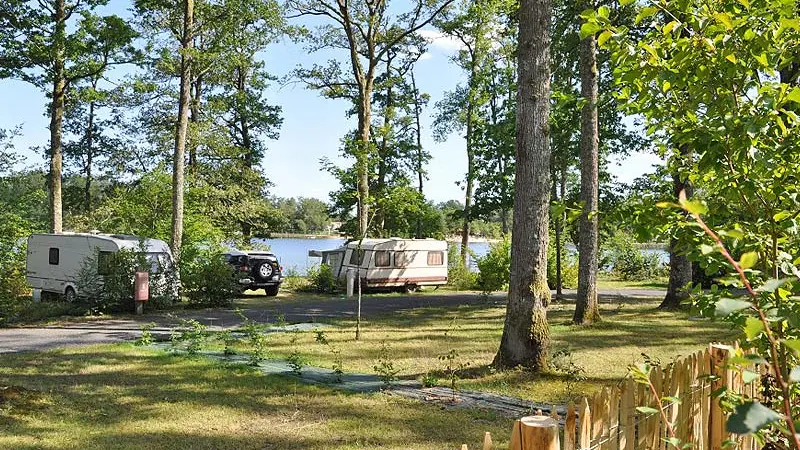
188,73,202,171
83,76,98,213
238,66,253,240
461,58,478,267
660,145,693,309
171,0,194,263
84,98,94,213
356,79,373,237
49,0,66,234
552,174,562,298
375,61,394,234
574,26,600,325
493,0,551,370
411,69,424,238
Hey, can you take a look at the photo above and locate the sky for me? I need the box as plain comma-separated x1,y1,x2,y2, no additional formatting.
0,1,664,204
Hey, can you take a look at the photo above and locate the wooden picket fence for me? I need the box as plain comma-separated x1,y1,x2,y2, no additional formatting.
461,343,764,450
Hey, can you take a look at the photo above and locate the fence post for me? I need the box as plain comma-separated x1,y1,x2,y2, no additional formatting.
483,431,493,450
709,344,729,450
578,397,591,449
564,402,576,450
509,416,561,450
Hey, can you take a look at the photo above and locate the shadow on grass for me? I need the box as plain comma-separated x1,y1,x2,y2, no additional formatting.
0,346,513,450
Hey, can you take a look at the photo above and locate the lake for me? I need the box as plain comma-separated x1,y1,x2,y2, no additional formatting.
253,237,490,275
253,237,668,275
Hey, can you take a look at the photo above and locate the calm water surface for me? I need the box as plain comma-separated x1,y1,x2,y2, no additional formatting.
254,237,668,275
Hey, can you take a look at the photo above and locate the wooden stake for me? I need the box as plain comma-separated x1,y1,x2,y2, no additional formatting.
565,402,576,450
578,397,592,449
709,344,728,450
620,379,635,450
608,385,619,450
483,431,493,450
509,416,560,450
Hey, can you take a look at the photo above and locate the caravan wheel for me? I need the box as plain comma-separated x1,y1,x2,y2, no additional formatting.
64,286,76,303
402,284,418,294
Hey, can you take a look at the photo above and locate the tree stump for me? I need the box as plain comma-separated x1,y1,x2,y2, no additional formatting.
509,416,560,450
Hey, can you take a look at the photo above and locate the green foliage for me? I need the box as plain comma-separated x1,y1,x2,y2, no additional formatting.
438,349,469,400
74,247,176,313
476,235,510,294
236,310,270,365
550,349,586,400
547,245,579,290
373,341,400,390
594,0,800,442
447,244,477,291
170,319,209,356
602,231,665,281
0,213,31,315
181,248,237,308
272,197,331,234
286,333,307,376
305,263,339,294
135,322,157,346
216,329,239,357
314,330,343,382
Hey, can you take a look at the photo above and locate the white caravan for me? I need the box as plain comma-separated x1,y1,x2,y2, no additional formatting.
26,233,174,302
309,238,448,290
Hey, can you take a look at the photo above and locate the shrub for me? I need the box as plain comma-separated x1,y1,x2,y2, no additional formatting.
181,248,237,308
0,214,33,324
447,243,477,290
75,248,177,313
306,263,339,294
602,231,665,281
475,236,511,294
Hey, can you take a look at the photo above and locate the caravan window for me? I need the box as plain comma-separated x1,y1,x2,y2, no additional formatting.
48,248,59,265
374,251,391,267
349,249,365,266
98,251,114,275
394,251,409,267
427,251,444,266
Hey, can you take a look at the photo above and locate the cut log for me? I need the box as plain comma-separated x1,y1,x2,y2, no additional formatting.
509,415,560,450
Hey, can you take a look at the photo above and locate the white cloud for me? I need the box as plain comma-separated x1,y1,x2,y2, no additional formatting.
419,52,433,61
417,29,464,52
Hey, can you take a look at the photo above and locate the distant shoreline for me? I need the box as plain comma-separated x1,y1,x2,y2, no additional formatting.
259,233,500,243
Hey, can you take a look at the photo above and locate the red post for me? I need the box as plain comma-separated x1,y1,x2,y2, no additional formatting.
135,271,149,315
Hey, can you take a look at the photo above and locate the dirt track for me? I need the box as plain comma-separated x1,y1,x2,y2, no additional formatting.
0,288,664,354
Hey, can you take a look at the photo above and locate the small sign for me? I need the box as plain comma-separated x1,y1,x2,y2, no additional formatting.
135,271,149,302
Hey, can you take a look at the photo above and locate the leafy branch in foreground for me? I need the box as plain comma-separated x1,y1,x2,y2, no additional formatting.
672,191,800,449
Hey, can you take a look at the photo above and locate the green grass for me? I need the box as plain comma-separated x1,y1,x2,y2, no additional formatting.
257,298,735,404
0,345,513,449
596,276,669,290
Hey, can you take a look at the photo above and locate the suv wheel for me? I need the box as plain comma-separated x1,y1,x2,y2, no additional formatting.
256,262,273,280
264,285,279,297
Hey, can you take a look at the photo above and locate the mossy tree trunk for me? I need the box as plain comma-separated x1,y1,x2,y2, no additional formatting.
493,0,551,371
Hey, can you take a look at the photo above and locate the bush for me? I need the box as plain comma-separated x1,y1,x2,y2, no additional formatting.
0,213,33,324
75,247,177,313
476,236,511,294
447,243,477,290
305,263,339,294
602,231,665,281
181,249,237,308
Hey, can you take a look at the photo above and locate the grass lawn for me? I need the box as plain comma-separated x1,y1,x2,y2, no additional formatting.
0,345,513,449
256,297,736,404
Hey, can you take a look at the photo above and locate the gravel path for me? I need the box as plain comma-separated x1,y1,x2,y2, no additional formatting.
0,288,665,354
